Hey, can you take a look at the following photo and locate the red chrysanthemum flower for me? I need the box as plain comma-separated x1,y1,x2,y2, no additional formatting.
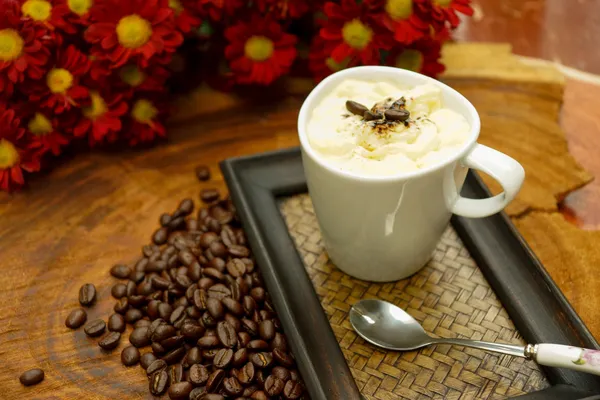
116,63,170,94
53,0,94,27
196,0,244,22
124,97,167,146
25,111,70,155
308,36,359,82
70,90,128,146
84,0,184,69
320,0,392,65
168,0,201,34
0,104,41,192
224,15,297,85
430,0,473,29
26,45,90,113
371,0,431,44
257,0,311,19
385,36,445,77
0,3,50,96
19,0,77,34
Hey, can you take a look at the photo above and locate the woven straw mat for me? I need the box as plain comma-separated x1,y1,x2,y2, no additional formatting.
279,194,549,400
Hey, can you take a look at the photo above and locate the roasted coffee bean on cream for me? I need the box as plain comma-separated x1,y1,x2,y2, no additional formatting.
307,79,471,175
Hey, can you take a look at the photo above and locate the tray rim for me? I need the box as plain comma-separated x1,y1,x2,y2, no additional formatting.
220,146,600,400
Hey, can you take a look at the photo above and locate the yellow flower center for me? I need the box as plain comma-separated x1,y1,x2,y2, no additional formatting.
116,15,153,49
83,91,108,120
21,0,52,22
67,0,93,16
395,49,423,72
341,19,372,50
434,0,452,6
119,65,146,86
0,29,24,62
325,57,350,72
386,0,412,20
0,139,20,169
46,68,74,94
169,0,184,16
132,99,157,124
244,36,274,62
28,113,53,136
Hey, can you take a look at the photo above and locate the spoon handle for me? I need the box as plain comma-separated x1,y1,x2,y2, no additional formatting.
431,338,526,358
534,344,600,376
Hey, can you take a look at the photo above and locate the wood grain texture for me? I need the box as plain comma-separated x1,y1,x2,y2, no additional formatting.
0,43,598,397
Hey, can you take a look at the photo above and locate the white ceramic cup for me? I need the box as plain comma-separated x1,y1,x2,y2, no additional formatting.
297,66,525,282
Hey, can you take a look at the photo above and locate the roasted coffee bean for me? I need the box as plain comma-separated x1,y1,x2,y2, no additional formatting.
197,335,220,349
111,264,132,279
111,283,127,299
189,363,210,386
152,324,176,342
168,381,192,400
135,319,151,328
220,226,237,247
130,270,145,283
250,287,265,303
283,380,304,399
272,366,291,382
250,352,273,368
152,342,166,355
153,227,169,245
143,244,159,257
238,362,255,384
195,165,210,181
189,387,208,400
271,333,288,352
248,340,269,351
65,308,87,329
214,348,234,369
346,100,369,116
160,213,172,227
84,319,106,337
181,323,205,341
199,232,219,248
364,110,383,121
208,284,231,300
169,305,187,327
206,218,221,234
198,277,214,290
125,308,143,324
200,188,220,203
264,375,285,396
163,346,186,364
201,311,217,327
207,241,227,259
232,348,249,367
146,300,160,319
114,298,129,314
206,369,225,392
258,320,275,340
121,346,141,366
223,376,243,396
19,369,44,386
152,276,171,290
228,245,250,258
98,331,121,350
208,258,226,274
108,313,126,333
207,297,224,320
158,302,173,320
217,321,237,348
169,363,184,384
168,217,186,230
241,319,258,336
182,346,202,368
146,359,167,375
193,289,208,310
200,394,224,400
290,370,300,381
129,294,147,306
178,198,194,215
251,390,268,400
201,348,219,361
224,313,241,333
384,108,410,121
178,250,195,267
226,259,246,278
273,348,294,367
161,335,185,350
204,267,224,282
149,370,169,396
130,326,151,347
175,274,192,289
243,296,257,316
258,310,272,322
125,280,137,296
78,283,96,306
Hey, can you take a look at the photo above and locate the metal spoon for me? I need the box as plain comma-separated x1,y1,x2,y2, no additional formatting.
350,299,600,376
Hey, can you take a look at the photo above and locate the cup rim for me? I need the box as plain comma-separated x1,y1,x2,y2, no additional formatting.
297,66,481,181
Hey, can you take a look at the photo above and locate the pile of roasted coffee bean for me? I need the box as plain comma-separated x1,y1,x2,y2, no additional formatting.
61,165,307,399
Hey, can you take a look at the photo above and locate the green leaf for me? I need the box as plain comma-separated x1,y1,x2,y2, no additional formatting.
573,358,586,365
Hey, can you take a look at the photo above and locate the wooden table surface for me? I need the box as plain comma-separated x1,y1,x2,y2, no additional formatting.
2,0,600,398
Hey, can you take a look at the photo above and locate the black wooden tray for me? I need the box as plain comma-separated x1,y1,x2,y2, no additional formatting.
220,147,600,400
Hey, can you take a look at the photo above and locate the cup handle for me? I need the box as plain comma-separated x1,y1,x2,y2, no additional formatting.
452,144,525,218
